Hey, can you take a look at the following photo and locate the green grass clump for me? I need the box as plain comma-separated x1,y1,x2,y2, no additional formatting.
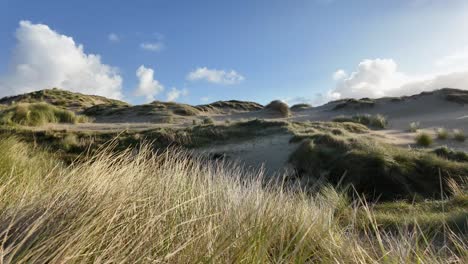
415,132,433,147
453,129,466,142
202,117,214,125
289,133,467,200
409,121,420,132
0,102,91,126
333,114,388,129
432,146,468,162
0,137,465,262
266,100,290,117
436,127,449,140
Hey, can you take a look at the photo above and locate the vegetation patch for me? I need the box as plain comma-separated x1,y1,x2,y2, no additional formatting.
84,101,200,119
409,121,420,132
364,195,468,232
333,114,388,129
435,127,449,140
443,88,468,105
0,88,128,111
432,146,468,162
0,102,91,126
290,103,312,111
332,98,375,110
415,132,433,147
289,132,467,200
0,137,465,262
196,100,263,113
265,100,290,117
453,129,466,142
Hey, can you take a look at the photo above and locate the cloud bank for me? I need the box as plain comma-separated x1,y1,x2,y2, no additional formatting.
330,56,468,100
0,21,123,99
134,65,164,102
187,67,245,85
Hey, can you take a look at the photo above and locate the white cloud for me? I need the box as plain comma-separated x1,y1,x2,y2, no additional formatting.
329,56,468,100
332,69,347,81
134,65,164,102
166,87,188,102
108,33,120,43
0,21,123,99
140,42,164,52
187,67,245,85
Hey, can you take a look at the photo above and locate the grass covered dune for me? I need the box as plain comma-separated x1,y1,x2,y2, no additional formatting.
0,137,466,263
0,102,90,126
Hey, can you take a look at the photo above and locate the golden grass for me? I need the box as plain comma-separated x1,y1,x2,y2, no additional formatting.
0,137,466,263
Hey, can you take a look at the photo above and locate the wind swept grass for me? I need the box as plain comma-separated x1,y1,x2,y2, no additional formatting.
0,102,91,126
0,137,466,263
333,114,388,129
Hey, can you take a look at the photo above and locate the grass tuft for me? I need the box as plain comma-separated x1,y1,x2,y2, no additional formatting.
266,100,290,117
202,117,215,125
436,127,449,140
415,132,433,147
453,129,466,142
409,121,420,132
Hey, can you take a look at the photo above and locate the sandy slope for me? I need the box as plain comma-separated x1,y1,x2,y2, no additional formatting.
198,133,298,178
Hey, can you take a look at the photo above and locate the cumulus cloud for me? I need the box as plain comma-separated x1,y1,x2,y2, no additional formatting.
0,21,123,99
187,67,245,85
134,65,164,102
329,56,468,100
166,87,188,102
108,33,120,43
140,42,164,52
332,69,347,81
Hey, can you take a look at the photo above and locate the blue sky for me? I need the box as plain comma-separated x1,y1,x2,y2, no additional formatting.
1,0,468,105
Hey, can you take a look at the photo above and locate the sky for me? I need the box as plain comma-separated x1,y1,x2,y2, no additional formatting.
0,0,468,106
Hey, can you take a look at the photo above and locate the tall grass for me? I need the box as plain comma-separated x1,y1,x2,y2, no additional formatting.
0,137,465,263
0,102,90,126
333,114,388,129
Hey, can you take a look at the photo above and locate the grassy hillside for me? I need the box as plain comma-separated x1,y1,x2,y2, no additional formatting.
196,100,263,113
84,100,202,121
0,102,91,126
0,88,128,112
289,127,468,200
0,136,465,263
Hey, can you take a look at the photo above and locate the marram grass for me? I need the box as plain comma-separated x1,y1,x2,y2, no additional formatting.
0,137,466,263
0,102,91,126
